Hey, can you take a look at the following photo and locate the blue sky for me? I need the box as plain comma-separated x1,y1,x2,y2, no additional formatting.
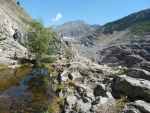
20,0,150,26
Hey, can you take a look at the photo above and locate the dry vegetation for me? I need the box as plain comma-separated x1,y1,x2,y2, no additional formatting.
96,97,128,113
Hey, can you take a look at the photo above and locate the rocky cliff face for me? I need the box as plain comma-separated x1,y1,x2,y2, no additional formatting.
55,9,150,113
0,0,31,64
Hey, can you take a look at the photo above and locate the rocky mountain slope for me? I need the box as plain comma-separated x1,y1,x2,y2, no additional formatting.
56,9,150,60
102,8,150,34
54,8,150,113
0,0,31,64
94,9,150,113
56,20,99,46
0,1,150,112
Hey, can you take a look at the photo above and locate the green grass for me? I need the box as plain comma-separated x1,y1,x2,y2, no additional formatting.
115,97,128,112
131,21,150,35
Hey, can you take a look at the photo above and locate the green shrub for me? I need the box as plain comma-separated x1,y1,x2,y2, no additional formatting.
48,97,64,113
131,21,150,35
115,97,128,112
40,56,56,63
27,20,59,65
112,67,128,76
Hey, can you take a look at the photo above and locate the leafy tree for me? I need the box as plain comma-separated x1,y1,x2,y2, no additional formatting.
17,1,20,6
27,20,58,64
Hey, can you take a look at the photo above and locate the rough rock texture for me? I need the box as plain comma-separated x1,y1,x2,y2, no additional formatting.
127,68,150,81
0,0,31,64
96,34,150,112
57,57,116,113
97,35,150,67
123,100,150,113
94,34,150,112
112,75,150,102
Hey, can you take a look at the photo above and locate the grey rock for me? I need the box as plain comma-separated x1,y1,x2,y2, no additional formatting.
122,106,141,113
93,84,107,97
137,62,150,72
122,100,150,113
132,100,150,113
0,0,30,65
127,68,150,80
112,75,150,102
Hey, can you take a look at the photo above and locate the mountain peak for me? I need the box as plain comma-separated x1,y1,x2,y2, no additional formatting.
102,8,150,34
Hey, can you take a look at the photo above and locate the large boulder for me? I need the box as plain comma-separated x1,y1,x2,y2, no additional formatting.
123,100,150,113
127,68,150,80
132,100,150,113
122,106,141,113
93,84,107,97
111,75,150,102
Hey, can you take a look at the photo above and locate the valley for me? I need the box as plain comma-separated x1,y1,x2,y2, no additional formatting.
0,0,150,113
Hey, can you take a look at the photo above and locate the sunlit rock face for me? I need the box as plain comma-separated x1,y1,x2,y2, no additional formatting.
0,0,31,65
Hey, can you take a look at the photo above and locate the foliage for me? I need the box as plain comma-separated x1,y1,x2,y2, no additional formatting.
112,67,128,76
40,56,56,64
0,64,8,71
103,9,150,34
115,97,128,112
48,96,64,113
27,20,58,64
131,21,150,35
56,84,65,91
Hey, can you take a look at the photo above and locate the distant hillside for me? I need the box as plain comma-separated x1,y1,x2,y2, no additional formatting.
56,20,97,39
102,9,150,34
55,20,101,47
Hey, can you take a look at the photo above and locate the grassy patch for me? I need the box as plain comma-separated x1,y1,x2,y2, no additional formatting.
0,64,9,71
115,97,128,112
112,67,128,76
48,96,64,113
131,21,150,35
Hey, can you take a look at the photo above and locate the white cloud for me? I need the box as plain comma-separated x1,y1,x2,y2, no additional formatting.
52,13,63,22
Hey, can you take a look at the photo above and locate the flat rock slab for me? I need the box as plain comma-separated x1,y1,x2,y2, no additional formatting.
127,68,150,81
112,75,150,102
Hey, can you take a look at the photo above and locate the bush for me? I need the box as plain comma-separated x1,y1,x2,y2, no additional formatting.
40,56,56,64
48,97,64,113
112,67,128,76
27,20,58,64
131,21,150,35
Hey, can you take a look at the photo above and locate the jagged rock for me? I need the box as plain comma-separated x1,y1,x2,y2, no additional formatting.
132,100,150,113
122,106,141,113
123,100,150,113
0,0,30,65
93,84,107,97
60,57,115,113
76,100,91,113
127,68,150,80
112,75,150,102
65,95,92,113
137,62,150,72
123,55,144,67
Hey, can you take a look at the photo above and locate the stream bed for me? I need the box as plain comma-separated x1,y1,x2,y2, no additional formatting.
0,65,55,113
